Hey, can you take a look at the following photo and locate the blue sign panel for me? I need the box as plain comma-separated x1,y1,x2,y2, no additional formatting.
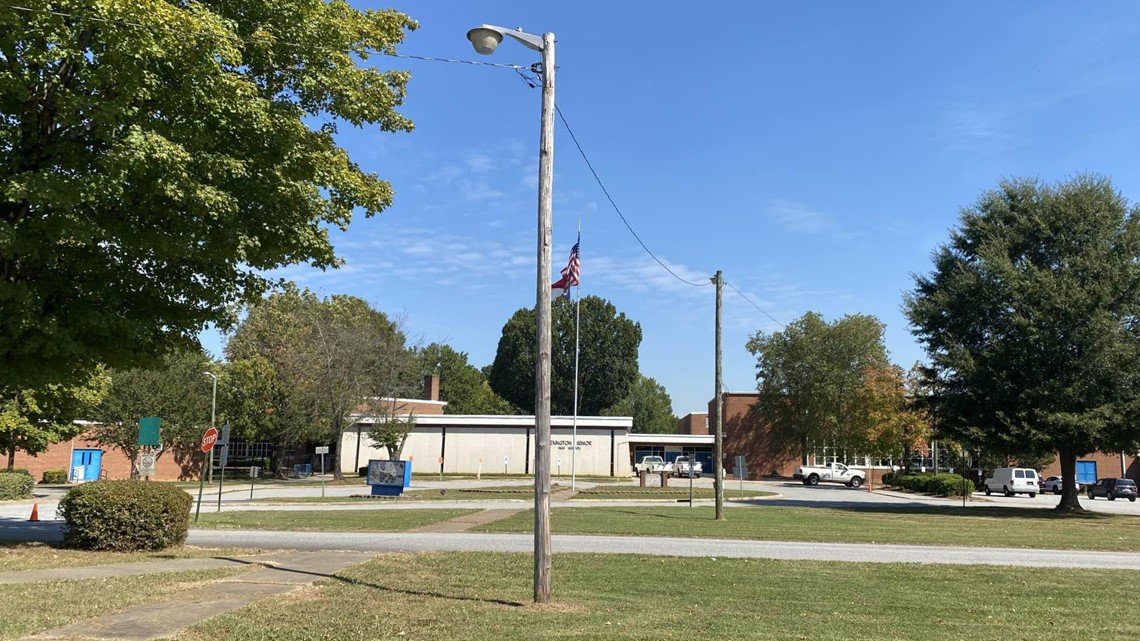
367,460,411,496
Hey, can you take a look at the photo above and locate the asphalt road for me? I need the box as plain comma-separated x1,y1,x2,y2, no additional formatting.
180,530,1140,570
5,477,1139,571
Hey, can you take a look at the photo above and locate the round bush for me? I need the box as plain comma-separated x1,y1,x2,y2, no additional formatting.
41,469,68,484
0,471,34,500
58,481,192,551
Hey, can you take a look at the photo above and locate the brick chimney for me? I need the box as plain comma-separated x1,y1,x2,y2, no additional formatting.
422,374,440,401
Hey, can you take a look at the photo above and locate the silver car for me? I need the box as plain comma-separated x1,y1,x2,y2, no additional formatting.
1040,476,1079,495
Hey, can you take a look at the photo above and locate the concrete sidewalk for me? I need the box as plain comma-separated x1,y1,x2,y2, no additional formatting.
11,550,377,641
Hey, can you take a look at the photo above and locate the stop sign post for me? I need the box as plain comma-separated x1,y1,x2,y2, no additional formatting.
195,426,219,522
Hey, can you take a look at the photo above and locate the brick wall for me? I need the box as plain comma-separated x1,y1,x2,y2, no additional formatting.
710,393,799,479
676,412,709,435
10,433,200,482
1039,451,1140,482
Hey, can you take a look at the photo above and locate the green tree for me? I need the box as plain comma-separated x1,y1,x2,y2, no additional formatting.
489,296,641,416
226,289,419,478
93,349,214,477
603,375,676,433
0,370,109,470
746,312,890,464
905,176,1140,511
0,1,416,393
419,343,515,415
847,364,931,466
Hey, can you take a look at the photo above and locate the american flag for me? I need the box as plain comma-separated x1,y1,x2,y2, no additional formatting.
551,236,580,298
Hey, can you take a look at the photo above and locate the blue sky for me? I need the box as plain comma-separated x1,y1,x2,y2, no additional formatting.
202,2,1140,416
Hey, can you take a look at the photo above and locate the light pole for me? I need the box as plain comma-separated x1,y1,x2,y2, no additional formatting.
467,23,555,604
197,371,218,521
205,372,217,481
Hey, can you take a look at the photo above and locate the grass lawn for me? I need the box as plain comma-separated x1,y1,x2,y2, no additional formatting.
0,543,275,573
570,486,774,501
476,504,1140,551
192,508,478,532
1,567,247,640
172,551,1138,641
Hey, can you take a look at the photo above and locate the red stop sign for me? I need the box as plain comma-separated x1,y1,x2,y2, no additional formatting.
200,427,219,453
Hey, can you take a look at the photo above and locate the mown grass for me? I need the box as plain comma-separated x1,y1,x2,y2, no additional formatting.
570,486,773,501
0,542,274,573
477,504,1140,551
0,567,247,640
173,551,1139,641
193,508,478,532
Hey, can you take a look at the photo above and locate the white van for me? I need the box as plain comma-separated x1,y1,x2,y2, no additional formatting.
983,467,1038,497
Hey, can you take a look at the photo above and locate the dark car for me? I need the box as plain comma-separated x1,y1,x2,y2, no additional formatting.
1086,478,1138,502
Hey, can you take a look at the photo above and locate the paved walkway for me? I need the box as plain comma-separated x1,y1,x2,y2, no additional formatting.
10,550,375,641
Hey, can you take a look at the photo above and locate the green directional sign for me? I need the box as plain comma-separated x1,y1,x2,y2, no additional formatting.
138,417,161,446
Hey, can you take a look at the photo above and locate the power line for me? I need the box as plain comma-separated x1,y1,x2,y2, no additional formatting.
8,2,789,324
724,280,785,328
554,104,711,287
0,3,529,69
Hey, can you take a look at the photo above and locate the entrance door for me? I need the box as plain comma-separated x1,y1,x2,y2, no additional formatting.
1076,460,1097,485
70,449,103,482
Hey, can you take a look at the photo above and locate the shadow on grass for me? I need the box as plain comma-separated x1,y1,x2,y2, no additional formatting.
204,555,526,607
333,574,525,607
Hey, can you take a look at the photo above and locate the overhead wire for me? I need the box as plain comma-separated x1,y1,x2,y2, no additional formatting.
9,2,788,326
0,3,530,69
724,280,785,329
522,67,788,323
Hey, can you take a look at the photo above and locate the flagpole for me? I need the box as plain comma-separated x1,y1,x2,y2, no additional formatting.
571,220,581,491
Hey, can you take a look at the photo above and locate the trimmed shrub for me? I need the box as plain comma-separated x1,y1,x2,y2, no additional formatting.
58,481,192,551
881,472,895,486
41,469,68,484
888,472,971,497
889,473,930,493
926,473,972,497
0,471,35,499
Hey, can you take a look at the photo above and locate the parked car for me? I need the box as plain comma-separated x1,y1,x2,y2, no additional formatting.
670,456,703,478
1086,478,1138,502
1040,476,1080,494
633,456,671,474
793,462,866,488
983,467,1038,497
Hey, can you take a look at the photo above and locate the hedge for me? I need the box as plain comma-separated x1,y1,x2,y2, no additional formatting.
58,481,192,551
0,471,34,500
41,469,68,484
889,472,971,497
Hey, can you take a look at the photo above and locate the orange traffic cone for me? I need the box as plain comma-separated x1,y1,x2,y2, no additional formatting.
28,503,39,522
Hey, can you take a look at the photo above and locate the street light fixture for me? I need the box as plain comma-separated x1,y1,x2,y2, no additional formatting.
467,22,556,605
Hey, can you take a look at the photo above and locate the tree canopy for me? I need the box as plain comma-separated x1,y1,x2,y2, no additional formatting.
747,311,890,463
489,296,641,416
905,175,1140,511
418,343,516,415
1,369,109,470
226,288,419,477
0,1,416,392
93,349,213,477
602,374,677,433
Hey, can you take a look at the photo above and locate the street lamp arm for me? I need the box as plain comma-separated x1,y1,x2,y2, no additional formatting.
467,24,545,53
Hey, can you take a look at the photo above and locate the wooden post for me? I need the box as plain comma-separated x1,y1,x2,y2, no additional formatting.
714,270,725,520
532,31,556,605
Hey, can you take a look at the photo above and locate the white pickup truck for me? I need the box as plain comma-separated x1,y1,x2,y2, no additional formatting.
670,456,703,478
793,462,866,488
633,455,671,474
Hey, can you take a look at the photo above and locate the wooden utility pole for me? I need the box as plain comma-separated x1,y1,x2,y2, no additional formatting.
532,31,556,604
713,271,725,520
